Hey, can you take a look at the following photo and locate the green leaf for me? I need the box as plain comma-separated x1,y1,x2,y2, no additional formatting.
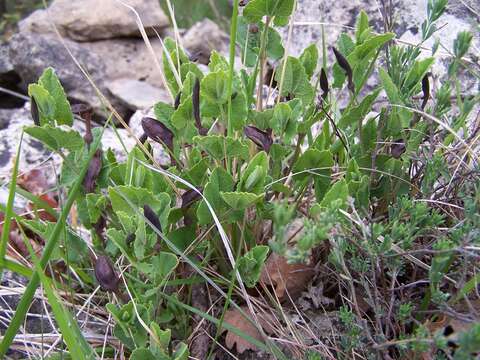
270,102,292,135
134,213,148,260
243,0,295,24
150,322,171,356
162,37,190,94
237,16,285,67
361,117,377,152
38,67,73,126
236,245,269,287
24,125,84,152
154,101,176,131
108,186,171,230
231,91,248,130
173,342,189,360
196,167,235,225
299,44,318,79
319,179,349,209
275,56,314,103
85,193,106,224
23,220,88,264
338,88,381,129
355,10,370,43
27,84,56,125
130,348,156,360
239,151,269,194
333,33,394,90
208,50,229,72
220,191,264,210
379,68,410,127
350,33,394,62
201,70,229,105
270,143,291,179
151,252,179,285
172,96,194,130
403,57,434,95
293,149,333,189
193,135,249,161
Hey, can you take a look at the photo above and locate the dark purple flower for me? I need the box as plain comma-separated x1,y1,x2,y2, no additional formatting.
84,149,103,193
332,47,354,93
244,125,273,153
30,97,40,126
181,188,203,209
391,139,406,159
141,117,174,151
94,255,119,292
320,68,329,100
174,91,182,110
421,74,430,109
193,78,207,136
143,205,162,233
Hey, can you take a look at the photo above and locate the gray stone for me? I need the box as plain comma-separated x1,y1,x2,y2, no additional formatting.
0,42,14,75
183,19,229,64
0,105,60,179
19,0,170,42
6,32,128,119
0,42,21,89
81,38,167,88
284,0,480,75
0,108,16,130
108,78,170,110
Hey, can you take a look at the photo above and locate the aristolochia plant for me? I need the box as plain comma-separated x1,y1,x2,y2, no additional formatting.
2,0,479,358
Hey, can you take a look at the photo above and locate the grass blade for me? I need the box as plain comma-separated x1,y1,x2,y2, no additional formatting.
21,230,96,359
0,132,24,281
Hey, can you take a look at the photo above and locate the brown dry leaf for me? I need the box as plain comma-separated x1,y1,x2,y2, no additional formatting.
222,306,263,354
260,253,315,300
28,194,58,222
18,169,51,194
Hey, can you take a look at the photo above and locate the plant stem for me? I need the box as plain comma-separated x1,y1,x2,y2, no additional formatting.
226,0,240,139
0,132,23,282
256,17,271,111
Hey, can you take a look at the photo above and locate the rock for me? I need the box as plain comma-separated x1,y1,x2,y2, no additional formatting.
108,79,170,110
81,38,166,88
0,103,137,178
0,42,21,96
19,0,170,42
0,108,17,130
286,0,479,61
0,42,14,78
6,32,128,119
0,105,61,179
183,19,229,64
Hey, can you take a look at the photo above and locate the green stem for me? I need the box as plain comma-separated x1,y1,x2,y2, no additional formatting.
0,132,23,281
0,127,105,357
226,0,240,138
